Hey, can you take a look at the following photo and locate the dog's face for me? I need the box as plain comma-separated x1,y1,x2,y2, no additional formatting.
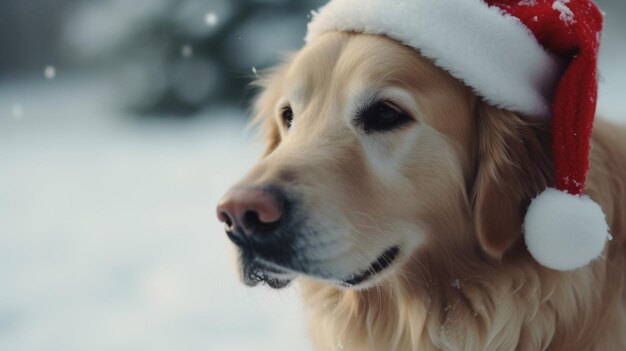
218,32,550,290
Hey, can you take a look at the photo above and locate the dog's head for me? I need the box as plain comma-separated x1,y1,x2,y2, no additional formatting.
217,32,552,290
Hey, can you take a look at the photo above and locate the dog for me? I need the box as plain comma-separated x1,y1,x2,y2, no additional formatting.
217,32,626,350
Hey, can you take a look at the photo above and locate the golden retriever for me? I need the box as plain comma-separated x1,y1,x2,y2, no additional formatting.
217,32,626,350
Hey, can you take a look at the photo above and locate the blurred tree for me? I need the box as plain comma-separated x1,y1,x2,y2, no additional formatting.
0,0,79,77
64,0,326,116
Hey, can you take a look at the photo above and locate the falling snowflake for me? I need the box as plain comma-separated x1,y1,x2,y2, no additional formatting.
205,12,218,27
252,67,257,75
451,279,461,290
181,45,193,58
44,65,56,80
11,104,24,119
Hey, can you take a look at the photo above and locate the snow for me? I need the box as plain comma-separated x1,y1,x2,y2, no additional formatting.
174,0,233,38
205,12,219,27
519,0,537,7
0,76,312,351
44,66,57,80
181,44,194,58
552,0,575,25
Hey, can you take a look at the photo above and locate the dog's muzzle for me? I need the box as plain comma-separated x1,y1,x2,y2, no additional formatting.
217,186,296,288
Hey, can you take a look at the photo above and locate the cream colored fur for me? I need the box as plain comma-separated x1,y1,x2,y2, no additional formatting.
241,32,626,350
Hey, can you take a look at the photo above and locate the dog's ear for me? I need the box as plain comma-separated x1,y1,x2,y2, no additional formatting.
250,59,292,156
470,102,553,260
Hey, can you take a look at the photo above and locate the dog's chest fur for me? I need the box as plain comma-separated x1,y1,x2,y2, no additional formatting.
301,260,626,350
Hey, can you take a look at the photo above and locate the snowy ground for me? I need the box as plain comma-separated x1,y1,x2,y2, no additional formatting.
0,77,312,351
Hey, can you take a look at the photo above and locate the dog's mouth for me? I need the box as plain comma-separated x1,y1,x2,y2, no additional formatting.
238,245,401,290
241,257,294,289
341,246,400,287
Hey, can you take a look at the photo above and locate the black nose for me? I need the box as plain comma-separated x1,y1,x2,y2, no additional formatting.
217,187,284,245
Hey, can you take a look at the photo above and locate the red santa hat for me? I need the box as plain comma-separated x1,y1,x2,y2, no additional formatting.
306,0,611,271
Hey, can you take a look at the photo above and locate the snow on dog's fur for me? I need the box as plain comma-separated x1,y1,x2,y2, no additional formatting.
226,32,626,350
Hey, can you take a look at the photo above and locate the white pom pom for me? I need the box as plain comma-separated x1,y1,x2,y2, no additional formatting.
523,188,610,271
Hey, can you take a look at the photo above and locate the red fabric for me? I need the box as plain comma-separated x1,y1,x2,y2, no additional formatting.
484,0,603,195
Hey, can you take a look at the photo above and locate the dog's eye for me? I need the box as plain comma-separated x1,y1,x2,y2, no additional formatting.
357,101,412,133
281,106,294,128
